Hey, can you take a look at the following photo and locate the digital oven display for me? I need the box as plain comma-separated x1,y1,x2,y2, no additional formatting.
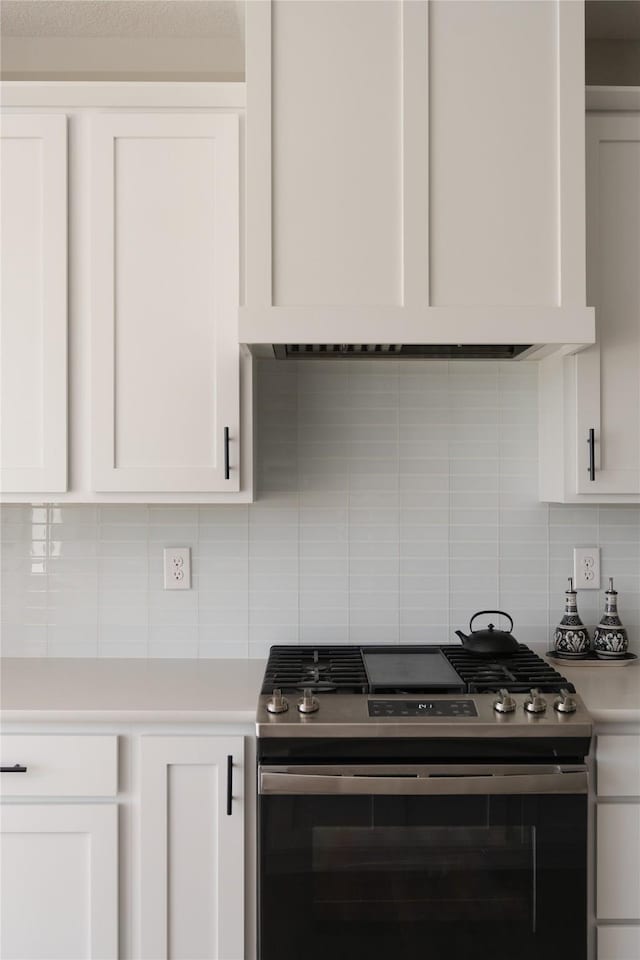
368,699,478,718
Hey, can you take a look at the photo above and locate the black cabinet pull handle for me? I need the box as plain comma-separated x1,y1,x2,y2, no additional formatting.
588,428,596,481
226,754,233,816
1,764,27,773
224,427,230,480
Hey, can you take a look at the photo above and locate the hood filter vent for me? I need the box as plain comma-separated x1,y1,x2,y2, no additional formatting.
274,344,532,360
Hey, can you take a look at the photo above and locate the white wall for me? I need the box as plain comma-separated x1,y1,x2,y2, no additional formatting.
1,359,639,658
0,35,244,81
0,0,245,81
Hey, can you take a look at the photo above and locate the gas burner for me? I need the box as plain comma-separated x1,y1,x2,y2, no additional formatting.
442,645,575,695
294,682,337,693
302,661,332,684
261,646,369,695
473,667,515,680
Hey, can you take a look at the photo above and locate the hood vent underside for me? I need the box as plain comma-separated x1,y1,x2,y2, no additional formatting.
273,344,532,360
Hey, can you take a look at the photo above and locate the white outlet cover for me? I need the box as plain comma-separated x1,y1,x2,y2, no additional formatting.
163,547,191,590
573,546,600,590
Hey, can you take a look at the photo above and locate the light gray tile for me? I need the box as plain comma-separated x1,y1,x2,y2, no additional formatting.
300,625,349,644
98,642,148,658
349,625,399,643
198,636,250,658
99,505,149,523
48,506,97,524
450,541,499,559
399,626,448,643
249,608,299,627
148,639,198,658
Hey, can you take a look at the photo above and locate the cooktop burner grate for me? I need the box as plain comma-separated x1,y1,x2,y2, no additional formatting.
262,646,369,694
261,644,575,695
441,645,575,694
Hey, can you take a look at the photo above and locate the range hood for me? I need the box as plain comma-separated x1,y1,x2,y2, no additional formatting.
240,0,597,364
273,344,531,360
239,308,596,362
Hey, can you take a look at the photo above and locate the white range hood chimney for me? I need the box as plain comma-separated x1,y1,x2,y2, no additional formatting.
240,0,595,362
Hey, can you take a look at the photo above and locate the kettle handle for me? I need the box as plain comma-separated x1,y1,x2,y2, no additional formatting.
469,610,514,633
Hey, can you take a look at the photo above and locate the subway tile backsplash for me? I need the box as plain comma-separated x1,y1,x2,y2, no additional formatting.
1,359,639,658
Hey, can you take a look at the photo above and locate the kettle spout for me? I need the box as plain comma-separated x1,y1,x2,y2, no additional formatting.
454,630,467,643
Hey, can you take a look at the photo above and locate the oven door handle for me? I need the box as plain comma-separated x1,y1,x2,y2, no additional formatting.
259,764,588,797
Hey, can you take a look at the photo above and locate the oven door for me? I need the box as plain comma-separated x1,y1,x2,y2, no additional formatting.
258,763,588,960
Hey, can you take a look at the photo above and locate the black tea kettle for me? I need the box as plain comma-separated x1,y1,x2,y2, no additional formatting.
455,610,519,656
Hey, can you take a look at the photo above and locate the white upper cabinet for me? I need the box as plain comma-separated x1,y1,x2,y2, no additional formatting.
91,113,241,493
539,105,640,502
575,115,640,495
1,85,252,503
0,114,67,493
241,0,594,353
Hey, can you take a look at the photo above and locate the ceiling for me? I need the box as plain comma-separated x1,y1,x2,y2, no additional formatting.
0,0,244,40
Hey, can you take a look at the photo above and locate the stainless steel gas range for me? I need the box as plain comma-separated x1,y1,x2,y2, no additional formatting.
256,644,592,960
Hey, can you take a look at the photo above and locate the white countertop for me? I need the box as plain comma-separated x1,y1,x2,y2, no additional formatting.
556,660,640,723
0,656,638,725
0,658,265,723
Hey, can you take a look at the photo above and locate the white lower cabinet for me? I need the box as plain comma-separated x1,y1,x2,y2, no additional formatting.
0,803,118,960
597,804,640,921
596,729,640,959
597,735,640,799
598,927,640,960
139,735,244,960
0,728,247,960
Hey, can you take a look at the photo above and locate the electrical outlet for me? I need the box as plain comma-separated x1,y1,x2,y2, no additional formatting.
573,546,600,590
163,547,191,590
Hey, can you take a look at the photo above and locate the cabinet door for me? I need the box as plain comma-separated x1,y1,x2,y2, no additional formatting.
576,116,640,494
597,803,640,920
0,114,67,493
597,735,640,798
0,803,118,960
139,735,244,960
91,114,240,492
598,926,640,960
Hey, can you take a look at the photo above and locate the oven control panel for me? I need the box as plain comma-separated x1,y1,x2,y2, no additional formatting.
368,699,478,718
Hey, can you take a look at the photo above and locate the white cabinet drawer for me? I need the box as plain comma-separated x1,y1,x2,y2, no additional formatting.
598,926,640,959
0,735,117,797
597,804,640,920
598,736,640,797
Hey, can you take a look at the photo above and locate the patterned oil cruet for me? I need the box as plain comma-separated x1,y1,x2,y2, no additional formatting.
553,577,590,658
594,578,628,659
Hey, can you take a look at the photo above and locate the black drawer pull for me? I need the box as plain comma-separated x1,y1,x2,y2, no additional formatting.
588,428,596,481
224,427,230,480
1,764,27,773
227,754,233,816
